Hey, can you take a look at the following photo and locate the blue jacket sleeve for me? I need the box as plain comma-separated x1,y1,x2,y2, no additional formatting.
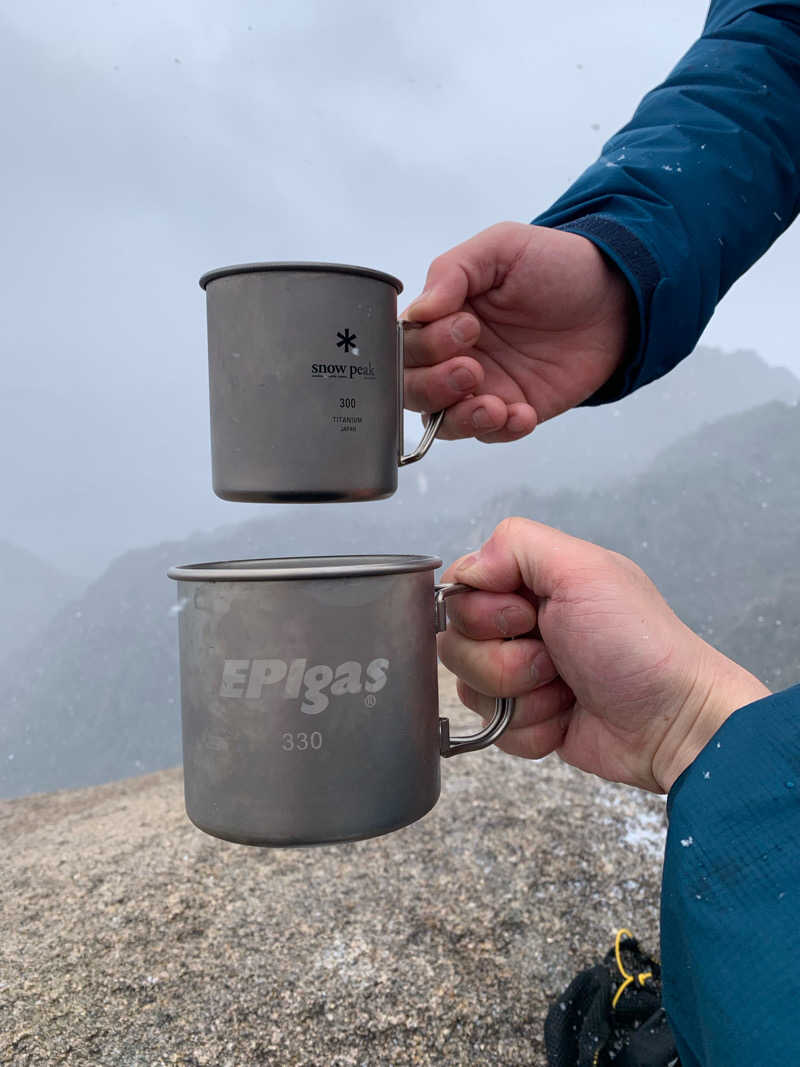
661,685,800,1065
533,0,800,404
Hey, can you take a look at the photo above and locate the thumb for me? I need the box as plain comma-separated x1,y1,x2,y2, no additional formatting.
449,517,597,599
404,221,531,323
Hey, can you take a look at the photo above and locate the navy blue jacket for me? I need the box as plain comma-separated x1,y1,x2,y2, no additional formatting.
662,688,800,1064
533,3,800,1062
535,0,800,406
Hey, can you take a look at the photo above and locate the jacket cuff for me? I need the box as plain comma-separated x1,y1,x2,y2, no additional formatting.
545,215,662,406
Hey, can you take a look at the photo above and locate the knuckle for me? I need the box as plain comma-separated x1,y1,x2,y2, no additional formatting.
509,639,537,678
462,612,486,641
494,515,531,544
428,251,451,276
608,548,645,579
458,410,479,436
486,220,516,241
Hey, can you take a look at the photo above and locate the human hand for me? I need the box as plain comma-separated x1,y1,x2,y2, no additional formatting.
402,222,635,443
438,518,770,792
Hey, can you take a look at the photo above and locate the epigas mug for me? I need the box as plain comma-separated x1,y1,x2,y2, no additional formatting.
199,262,445,503
168,554,514,846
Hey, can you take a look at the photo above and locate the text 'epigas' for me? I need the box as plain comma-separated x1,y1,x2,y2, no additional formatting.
220,657,389,714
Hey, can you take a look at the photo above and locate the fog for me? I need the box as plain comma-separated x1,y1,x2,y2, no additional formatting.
2,0,799,577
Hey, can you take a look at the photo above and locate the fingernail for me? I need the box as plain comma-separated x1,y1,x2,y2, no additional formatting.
404,292,427,318
449,366,476,393
529,649,552,685
472,407,495,431
458,551,481,571
451,315,474,343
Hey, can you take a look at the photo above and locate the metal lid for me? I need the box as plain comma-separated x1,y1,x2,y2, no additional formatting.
199,262,403,293
167,554,441,582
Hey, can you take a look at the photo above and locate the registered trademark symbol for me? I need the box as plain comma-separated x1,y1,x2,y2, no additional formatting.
364,694,377,708
336,328,358,353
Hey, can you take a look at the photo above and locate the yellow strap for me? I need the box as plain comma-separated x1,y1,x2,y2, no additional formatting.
611,928,652,1010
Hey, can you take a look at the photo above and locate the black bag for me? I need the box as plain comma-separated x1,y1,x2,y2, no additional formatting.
544,932,680,1067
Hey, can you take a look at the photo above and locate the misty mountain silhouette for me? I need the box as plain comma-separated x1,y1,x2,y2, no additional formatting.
2,397,799,799
0,541,83,663
477,401,800,681
2,346,797,574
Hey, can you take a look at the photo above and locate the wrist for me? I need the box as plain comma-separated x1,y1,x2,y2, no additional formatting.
550,218,655,408
651,642,770,793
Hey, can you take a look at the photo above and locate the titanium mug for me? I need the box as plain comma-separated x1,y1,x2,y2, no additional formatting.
167,554,514,846
199,262,445,503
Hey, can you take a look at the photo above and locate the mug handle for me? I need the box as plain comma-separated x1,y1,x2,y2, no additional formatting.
434,583,515,758
397,321,445,466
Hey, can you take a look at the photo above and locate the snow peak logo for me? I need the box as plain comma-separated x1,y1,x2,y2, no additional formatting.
219,657,390,714
310,327,375,380
310,361,375,380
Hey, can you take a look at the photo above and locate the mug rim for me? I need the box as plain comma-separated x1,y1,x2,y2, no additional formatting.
198,261,403,294
167,554,442,582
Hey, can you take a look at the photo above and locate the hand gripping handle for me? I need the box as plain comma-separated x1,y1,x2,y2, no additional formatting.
434,583,515,758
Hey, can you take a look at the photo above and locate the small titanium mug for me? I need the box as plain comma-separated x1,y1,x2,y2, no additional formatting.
199,262,445,503
168,555,514,846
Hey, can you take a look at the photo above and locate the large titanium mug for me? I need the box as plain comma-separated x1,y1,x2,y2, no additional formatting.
167,555,514,846
199,262,445,503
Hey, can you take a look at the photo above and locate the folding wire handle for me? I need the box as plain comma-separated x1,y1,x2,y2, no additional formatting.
434,583,515,757
398,320,445,466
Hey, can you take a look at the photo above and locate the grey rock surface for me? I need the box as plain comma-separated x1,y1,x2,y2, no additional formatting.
1,672,666,1066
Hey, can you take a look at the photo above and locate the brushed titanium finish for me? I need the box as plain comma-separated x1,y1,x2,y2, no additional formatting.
201,263,442,503
169,557,514,846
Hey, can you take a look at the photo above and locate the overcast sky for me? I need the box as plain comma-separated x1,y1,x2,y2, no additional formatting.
2,0,799,575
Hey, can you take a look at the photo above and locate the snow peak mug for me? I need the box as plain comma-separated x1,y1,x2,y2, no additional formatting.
168,555,514,846
199,262,445,503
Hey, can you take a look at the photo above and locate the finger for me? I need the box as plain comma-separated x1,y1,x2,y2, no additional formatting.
403,359,485,415
401,313,481,369
406,391,511,440
469,402,538,444
402,222,532,324
449,516,603,598
444,398,538,444
458,676,574,729
457,677,574,760
443,590,537,640
438,395,511,440
437,630,558,696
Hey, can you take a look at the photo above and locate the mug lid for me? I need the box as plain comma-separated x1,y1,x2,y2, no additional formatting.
198,262,403,293
167,554,442,582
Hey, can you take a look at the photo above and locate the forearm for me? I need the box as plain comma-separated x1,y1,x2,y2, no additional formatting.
533,0,800,403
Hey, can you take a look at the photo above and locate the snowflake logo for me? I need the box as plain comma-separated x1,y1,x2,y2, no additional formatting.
336,328,358,354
